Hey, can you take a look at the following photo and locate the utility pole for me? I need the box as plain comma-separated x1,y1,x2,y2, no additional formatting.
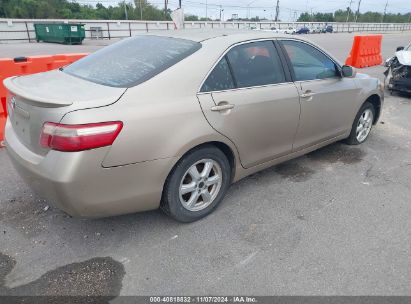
139,0,143,20
164,0,168,20
354,0,362,23
123,0,128,20
219,5,223,21
179,0,182,8
205,0,208,19
346,0,353,22
381,0,388,23
275,0,280,22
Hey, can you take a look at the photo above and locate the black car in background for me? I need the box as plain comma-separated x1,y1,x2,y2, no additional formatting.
320,25,334,33
296,27,310,34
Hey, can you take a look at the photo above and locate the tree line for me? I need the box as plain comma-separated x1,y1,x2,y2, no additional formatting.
0,0,171,20
0,0,410,23
298,9,411,23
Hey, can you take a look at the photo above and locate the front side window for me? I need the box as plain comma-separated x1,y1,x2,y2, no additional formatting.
63,35,201,88
226,41,286,88
201,57,235,92
280,40,338,81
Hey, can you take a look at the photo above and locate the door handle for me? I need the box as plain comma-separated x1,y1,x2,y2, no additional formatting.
300,91,315,99
211,104,235,112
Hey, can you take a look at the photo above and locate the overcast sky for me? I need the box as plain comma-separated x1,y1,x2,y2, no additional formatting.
79,0,410,21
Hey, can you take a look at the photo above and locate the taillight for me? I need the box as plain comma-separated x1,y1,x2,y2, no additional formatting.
40,121,123,152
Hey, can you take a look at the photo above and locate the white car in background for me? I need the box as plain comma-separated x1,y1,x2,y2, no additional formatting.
261,26,296,35
384,43,411,94
283,27,296,34
267,27,286,34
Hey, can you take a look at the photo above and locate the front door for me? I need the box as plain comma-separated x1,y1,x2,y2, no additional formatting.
279,39,360,150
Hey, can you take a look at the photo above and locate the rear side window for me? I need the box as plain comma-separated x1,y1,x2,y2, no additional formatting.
201,57,235,92
280,40,338,81
226,41,286,88
63,35,201,88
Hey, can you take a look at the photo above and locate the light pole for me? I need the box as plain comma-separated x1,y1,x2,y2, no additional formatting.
275,0,280,22
139,0,143,20
123,0,128,20
247,0,259,20
381,0,388,23
346,0,353,22
354,0,362,23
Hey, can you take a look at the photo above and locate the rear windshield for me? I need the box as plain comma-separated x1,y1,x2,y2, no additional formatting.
63,35,201,88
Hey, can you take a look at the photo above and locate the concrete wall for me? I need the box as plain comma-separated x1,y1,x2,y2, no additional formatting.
1,18,411,42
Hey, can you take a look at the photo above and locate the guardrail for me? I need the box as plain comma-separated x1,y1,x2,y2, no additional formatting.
1,19,411,42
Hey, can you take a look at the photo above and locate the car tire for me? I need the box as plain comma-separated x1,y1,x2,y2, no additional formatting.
161,145,231,223
345,102,375,145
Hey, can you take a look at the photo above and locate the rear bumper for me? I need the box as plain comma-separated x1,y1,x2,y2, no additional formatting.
5,119,176,217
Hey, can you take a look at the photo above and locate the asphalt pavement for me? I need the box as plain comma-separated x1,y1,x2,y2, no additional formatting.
0,32,411,297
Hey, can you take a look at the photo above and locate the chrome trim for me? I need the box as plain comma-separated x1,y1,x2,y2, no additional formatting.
197,81,296,95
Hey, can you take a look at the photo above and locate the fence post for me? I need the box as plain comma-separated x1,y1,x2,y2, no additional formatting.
24,21,31,43
107,22,111,39
128,22,131,36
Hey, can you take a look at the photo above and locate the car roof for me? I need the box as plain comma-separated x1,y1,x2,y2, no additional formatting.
137,29,341,65
142,29,292,43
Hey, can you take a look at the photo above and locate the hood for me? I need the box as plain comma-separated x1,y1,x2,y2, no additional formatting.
356,73,371,79
395,50,411,66
3,69,126,108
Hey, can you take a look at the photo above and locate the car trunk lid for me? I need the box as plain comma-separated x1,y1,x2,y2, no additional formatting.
4,70,126,156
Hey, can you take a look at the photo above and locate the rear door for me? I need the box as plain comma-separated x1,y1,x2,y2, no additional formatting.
278,39,360,150
198,40,301,169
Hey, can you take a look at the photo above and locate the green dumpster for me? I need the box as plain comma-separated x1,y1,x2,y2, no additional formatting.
34,23,86,45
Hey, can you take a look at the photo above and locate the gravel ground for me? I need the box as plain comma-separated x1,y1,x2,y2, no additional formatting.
0,32,411,297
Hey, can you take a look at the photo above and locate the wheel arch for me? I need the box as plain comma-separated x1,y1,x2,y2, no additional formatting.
160,140,238,211
174,141,237,183
364,94,382,124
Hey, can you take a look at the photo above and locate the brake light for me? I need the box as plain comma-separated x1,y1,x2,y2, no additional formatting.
40,121,123,152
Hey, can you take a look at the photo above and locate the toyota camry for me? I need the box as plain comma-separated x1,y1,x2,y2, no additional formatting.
4,30,384,222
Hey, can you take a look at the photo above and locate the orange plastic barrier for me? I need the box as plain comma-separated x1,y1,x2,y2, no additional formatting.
345,35,383,68
0,53,87,142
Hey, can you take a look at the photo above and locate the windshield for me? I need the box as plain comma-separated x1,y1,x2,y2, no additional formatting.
63,35,201,88
405,43,411,51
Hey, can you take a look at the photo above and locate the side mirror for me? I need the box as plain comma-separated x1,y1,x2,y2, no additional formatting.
342,65,356,78
396,46,404,52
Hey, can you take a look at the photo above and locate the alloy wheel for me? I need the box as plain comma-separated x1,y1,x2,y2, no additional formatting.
179,159,223,212
356,108,374,143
